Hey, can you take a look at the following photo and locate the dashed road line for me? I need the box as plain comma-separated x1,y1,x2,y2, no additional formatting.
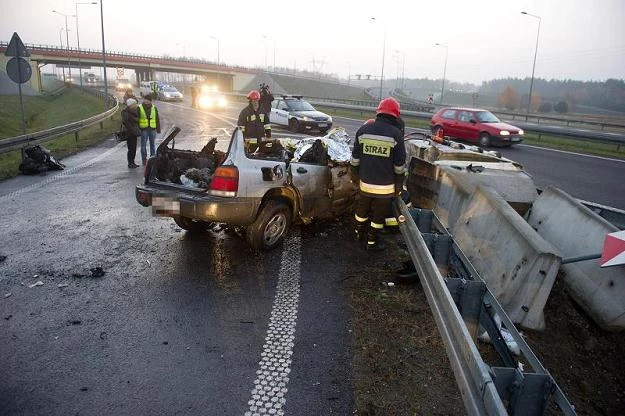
0,142,125,201
245,229,301,416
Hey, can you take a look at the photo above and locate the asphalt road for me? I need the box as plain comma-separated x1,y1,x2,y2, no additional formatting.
0,99,353,416
1,95,623,416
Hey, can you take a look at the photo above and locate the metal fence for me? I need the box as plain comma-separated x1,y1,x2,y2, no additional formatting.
0,87,118,155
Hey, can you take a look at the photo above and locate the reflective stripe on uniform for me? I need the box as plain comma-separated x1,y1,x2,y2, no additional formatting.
249,114,257,121
355,214,368,223
385,217,398,226
265,124,271,130
359,181,394,195
350,157,360,167
245,138,258,144
370,222,384,229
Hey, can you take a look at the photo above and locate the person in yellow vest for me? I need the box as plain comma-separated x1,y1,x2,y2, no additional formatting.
138,94,161,166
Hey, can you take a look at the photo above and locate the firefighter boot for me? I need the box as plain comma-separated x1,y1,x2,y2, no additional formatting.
366,227,387,251
354,221,367,242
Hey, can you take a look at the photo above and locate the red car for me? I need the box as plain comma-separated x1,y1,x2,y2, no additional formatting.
430,107,524,147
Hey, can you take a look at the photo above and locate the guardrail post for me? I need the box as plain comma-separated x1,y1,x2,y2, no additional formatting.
74,131,79,143
99,122,104,130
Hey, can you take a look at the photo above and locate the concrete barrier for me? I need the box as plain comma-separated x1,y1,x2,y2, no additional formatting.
527,186,625,331
445,185,561,330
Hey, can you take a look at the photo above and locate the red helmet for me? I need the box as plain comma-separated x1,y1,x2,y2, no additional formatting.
376,97,400,118
247,90,261,100
363,118,375,125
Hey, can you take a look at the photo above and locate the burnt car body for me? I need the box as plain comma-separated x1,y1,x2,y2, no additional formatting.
136,126,356,250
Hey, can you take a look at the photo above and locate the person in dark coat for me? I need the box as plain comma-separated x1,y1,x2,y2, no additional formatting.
259,83,274,114
122,98,141,168
123,88,136,103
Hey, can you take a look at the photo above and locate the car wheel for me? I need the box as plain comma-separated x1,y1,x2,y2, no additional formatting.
246,201,292,251
173,216,213,233
289,119,300,133
479,133,492,147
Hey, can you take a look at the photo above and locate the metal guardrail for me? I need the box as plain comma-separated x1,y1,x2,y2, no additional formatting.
395,203,576,415
0,87,118,155
496,110,625,131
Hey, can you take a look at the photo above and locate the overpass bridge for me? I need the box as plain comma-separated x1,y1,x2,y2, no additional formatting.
0,41,259,93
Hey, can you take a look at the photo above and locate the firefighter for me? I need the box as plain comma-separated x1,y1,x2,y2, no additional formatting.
237,90,271,152
350,97,406,251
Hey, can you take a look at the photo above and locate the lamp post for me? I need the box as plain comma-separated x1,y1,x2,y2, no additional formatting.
75,2,98,90
370,17,386,101
208,36,220,65
99,0,108,110
435,43,448,105
52,10,76,83
262,35,276,70
521,11,541,120
394,49,405,90
58,28,67,81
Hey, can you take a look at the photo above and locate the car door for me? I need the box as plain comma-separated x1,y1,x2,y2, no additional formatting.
438,109,458,137
455,110,479,142
289,160,330,219
270,100,289,126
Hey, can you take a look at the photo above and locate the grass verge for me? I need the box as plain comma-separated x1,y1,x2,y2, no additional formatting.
0,89,120,180
317,105,625,159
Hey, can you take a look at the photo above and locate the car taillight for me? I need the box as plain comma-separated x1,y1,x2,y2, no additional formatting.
209,166,239,197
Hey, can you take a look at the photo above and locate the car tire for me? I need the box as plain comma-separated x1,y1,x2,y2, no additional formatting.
173,216,213,233
289,119,300,133
246,200,292,251
479,133,492,147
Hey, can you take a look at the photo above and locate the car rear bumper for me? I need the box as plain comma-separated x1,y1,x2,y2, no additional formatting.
135,185,260,225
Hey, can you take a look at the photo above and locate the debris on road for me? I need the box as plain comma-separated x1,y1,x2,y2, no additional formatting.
57,283,69,288
68,319,82,325
5,315,12,320
28,281,44,288
4,293,12,298
18,145,66,175
90,267,105,278
0,255,6,263
80,387,89,392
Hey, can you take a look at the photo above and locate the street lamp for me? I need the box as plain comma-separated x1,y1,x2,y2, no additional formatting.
521,11,541,120
208,36,220,65
52,10,76,83
58,28,67,81
370,17,386,101
263,35,276,70
99,0,108,110
435,43,448,105
75,2,98,90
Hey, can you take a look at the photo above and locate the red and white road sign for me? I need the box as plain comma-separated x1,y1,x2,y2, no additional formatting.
600,230,625,268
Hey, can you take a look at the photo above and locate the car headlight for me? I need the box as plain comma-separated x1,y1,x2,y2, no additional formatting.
218,98,227,107
499,130,510,136
164,93,171,98
518,129,524,135
301,116,309,121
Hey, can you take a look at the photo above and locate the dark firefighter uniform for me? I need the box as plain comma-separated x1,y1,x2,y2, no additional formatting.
237,104,271,148
351,103,406,251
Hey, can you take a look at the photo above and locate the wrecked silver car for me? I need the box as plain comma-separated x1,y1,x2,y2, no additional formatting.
135,126,357,250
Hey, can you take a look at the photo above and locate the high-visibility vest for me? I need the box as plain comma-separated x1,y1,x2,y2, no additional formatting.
138,104,157,129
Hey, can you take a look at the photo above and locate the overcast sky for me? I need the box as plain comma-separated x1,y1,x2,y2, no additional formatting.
2,0,624,85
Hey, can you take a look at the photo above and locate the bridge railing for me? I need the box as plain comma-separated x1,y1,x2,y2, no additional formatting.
0,87,118,155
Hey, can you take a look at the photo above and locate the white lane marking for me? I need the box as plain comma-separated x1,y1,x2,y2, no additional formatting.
518,143,625,163
0,142,125,201
245,229,301,416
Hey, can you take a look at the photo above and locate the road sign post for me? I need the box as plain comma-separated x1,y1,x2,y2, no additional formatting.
4,32,31,138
